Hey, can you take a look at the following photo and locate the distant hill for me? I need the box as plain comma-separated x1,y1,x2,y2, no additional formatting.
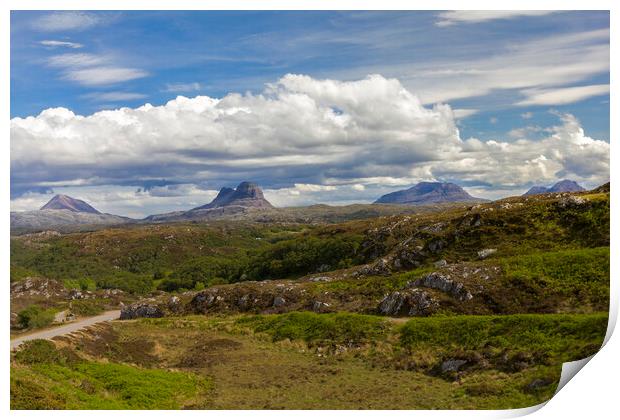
374,182,486,205
11,194,131,231
40,194,101,213
523,180,585,196
145,181,272,222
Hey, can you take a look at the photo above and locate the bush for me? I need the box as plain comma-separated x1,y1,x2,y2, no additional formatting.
17,305,56,329
237,312,389,344
70,300,105,316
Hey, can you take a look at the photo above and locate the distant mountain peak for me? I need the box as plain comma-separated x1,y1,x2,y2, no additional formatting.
374,181,485,205
192,181,272,210
40,194,101,214
523,179,585,196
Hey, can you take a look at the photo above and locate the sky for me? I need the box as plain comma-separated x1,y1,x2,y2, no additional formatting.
10,10,610,218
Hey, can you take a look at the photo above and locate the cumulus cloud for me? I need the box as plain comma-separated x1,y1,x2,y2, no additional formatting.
435,11,557,27
10,74,609,215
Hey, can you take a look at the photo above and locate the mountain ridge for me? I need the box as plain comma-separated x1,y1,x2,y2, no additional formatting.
374,182,486,205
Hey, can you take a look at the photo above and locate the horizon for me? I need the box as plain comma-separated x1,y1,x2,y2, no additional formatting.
12,178,603,219
10,11,610,218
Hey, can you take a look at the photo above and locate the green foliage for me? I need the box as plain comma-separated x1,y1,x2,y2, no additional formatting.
11,340,211,409
70,299,105,316
63,277,97,292
237,311,389,344
246,234,365,280
500,247,609,306
96,271,155,294
17,305,56,329
400,313,607,362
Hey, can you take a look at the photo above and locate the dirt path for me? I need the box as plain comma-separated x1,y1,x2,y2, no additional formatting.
10,310,121,350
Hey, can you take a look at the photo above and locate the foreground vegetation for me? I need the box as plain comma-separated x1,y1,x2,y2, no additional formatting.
11,312,607,409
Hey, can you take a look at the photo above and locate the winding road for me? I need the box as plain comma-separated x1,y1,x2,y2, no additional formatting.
10,310,121,350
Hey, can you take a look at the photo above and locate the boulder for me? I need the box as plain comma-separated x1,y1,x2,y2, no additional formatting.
378,289,438,316
272,296,286,307
120,302,164,320
410,272,473,301
441,359,468,373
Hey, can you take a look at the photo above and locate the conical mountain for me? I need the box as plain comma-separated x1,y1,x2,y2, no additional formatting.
40,194,100,214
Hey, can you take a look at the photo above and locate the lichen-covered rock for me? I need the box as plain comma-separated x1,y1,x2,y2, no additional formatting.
167,296,181,312
272,296,286,307
477,248,497,259
410,272,473,301
120,302,164,320
440,359,468,373
378,289,438,316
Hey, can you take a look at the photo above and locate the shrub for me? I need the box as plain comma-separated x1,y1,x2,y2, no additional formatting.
17,305,56,329
237,311,389,344
70,300,105,316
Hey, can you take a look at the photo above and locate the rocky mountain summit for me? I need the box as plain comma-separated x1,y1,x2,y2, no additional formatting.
145,181,272,223
40,194,101,213
523,179,585,196
374,182,485,205
192,181,273,210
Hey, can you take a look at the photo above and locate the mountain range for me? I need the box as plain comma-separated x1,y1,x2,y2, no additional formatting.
11,179,591,231
523,180,585,196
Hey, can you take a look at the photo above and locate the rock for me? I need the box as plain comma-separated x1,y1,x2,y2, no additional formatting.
312,301,330,312
427,239,447,253
527,378,553,390
378,289,438,316
410,272,473,301
441,359,468,373
167,296,181,312
273,296,286,307
120,303,164,320
434,259,447,268
477,248,497,259
237,294,252,310
558,195,586,208
69,289,84,300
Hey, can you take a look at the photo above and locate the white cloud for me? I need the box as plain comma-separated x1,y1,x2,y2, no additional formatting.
63,67,149,86
435,11,558,27
521,112,533,119
453,108,478,119
33,12,102,32
163,82,203,92
82,92,147,102
48,53,106,68
516,84,610,106
397,29,609,105
10,74,609,215
46,52,148,87
39,40,83,49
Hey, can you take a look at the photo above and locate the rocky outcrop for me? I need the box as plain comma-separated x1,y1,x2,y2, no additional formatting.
191,181,273,210
410,272,473,301
120,302,165,320
378,289,438,316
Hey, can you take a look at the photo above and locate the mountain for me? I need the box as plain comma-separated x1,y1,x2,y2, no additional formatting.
191,182,273,210
11,194,131,232
40,194,101,213
374,182,485,205
523,180,585,196
145,181,273,222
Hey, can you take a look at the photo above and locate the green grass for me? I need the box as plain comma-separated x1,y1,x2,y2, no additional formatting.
500,247,609,300
399,313,607,365
11,340,211,409
236,311,390,344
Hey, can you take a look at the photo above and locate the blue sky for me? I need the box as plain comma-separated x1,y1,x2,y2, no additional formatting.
10,11,610,217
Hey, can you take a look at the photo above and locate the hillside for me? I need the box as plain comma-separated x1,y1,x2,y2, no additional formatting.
10,185,610,409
